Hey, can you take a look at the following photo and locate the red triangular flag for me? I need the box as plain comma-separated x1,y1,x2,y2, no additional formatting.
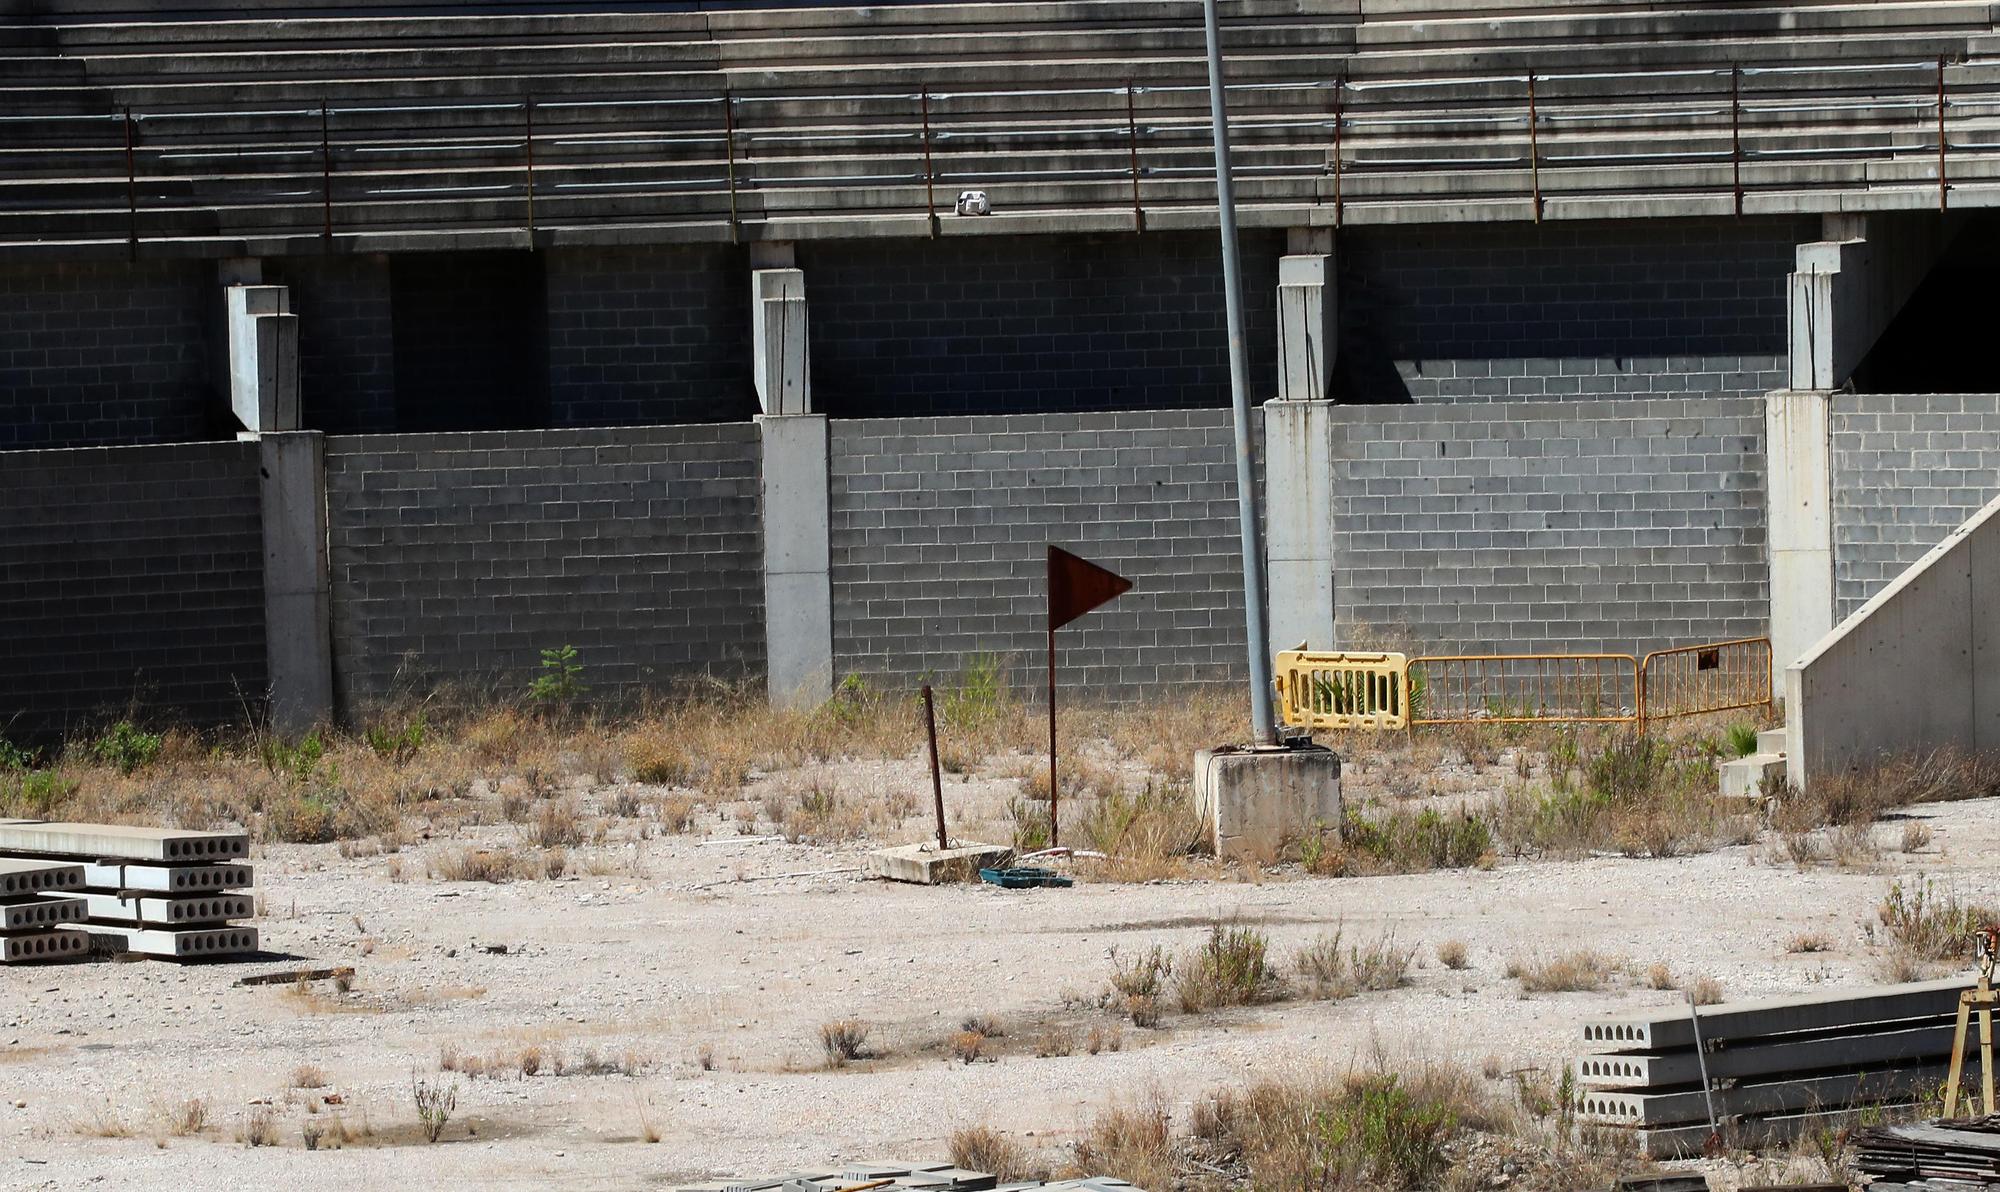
1048,545,1133,630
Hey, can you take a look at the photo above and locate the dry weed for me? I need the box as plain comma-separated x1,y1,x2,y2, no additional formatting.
1506,951,1618,994
820,1019,870,1068
950,1125,1045,1181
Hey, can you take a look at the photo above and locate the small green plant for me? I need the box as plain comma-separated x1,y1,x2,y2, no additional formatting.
0,737,34,771
90,720,162,775
261,730,330,784
1006,794,1051,852
529,644,587,708
1174,923,1273,1013
364,713,426,761
1344,807,1492,873
0,768,76,818
411,1076,456,1143
942,653,1007,729
1310,1074,1457,1188
1587,732,1669,803
1107,944,1171,1001
1880,876,1994,962
1725,722,1760,759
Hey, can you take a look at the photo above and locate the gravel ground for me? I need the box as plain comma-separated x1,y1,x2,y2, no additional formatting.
3,778,1992,1192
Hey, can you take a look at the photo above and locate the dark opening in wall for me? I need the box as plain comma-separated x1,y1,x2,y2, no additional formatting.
390,251,548,431
1851,215,1995,393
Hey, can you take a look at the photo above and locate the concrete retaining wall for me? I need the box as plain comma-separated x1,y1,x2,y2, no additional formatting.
1328,396,1769,656
324,423,764,711
826,408,1254,695
0,440,266,738
1830,393,2000,620
1789,489,2000,785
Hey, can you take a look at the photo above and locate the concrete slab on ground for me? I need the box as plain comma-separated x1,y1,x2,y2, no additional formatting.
58,891,253,927
2,930,89,963
63,922,259,959
0,858,84,896
1194,744,1342,864
866,842,1011,885
78,860,253,893
1,896,83,931
0,823,248,862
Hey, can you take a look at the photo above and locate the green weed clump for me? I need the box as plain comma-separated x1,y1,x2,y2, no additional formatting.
90,720,163,775
1342,806,1492,874
1174,924,1275,1013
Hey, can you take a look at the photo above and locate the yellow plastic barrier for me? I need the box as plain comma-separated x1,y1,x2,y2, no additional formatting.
1274,650,1409,731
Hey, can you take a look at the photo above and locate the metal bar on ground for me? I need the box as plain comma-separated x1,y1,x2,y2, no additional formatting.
923,683,947,850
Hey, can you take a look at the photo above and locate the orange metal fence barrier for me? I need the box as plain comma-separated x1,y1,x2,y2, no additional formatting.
1408,653,1641,727
1275,637,1774,732
1638,636,1775,723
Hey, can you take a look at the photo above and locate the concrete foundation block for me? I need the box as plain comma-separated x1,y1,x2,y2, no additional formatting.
1194,744,1342,864
1758,728,1788,755
866,841,1012,884
1719,753,1786,798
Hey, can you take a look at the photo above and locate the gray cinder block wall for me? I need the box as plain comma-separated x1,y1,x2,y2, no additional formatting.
1328,397,1770,656
544,245,755,427
264,256,397,434
1830,393,2000,619
0,440,267,738
801,232,1282,417
1339,219,1803,404
0,260,217,449
323,423,765,713
827,409,1255,695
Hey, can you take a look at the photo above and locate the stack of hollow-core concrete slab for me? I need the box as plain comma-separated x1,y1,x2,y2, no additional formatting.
676,1162,1140,1192
1577,977,1973,1158
0,822,256,960
0,857,89,963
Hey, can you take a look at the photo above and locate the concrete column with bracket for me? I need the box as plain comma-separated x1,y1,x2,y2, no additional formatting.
1265,228,1338,652
226,284,299,432
255,430,335,734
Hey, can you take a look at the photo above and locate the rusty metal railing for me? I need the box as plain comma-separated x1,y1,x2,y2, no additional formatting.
1274,650,1409,731
1408,654,1641,727
1638,636,1775,724
1275,637,1775,733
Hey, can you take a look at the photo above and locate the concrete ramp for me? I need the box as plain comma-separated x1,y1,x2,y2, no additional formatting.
1787,488,2000,788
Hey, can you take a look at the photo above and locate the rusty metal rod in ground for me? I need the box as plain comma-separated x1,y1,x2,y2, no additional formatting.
922,683,946,850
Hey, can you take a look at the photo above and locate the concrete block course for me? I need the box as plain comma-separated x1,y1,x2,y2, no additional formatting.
827,409,1258,696
1194,745,1342,864
1829,392,2000,619
0,439,268,739
325,422,765,711
1328,396,1770,657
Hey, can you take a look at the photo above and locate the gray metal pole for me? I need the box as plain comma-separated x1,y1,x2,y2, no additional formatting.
1202,0,1277,746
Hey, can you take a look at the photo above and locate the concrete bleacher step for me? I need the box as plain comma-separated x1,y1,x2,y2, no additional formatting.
1720,750,1787,797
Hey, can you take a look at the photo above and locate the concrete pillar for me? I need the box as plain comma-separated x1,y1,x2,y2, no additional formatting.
758,414,833,708
1766,391,1835,689
752,268,810,415
1787,213,1952,391
256,431,335,734
1264,398,1336,652
1277,255,1335,402
226,284,299,432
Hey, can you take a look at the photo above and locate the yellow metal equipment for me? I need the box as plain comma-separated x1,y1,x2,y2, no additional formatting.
1273,650,1409,731
1274,637,1775,734
1944,927,2000,1119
